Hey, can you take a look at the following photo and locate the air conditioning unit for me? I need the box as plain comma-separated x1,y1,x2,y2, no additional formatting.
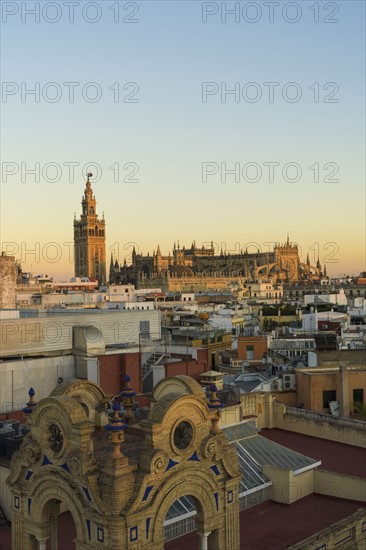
284,375,291,382
272,383,279,391
284,382,291,389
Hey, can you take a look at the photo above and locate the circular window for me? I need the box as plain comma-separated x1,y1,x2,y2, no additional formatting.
48,423,64,455
173,421,193,450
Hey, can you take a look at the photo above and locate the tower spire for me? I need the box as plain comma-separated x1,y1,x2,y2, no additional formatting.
74,174,106,285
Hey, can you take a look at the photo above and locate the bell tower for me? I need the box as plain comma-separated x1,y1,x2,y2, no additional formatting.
73,173,106,285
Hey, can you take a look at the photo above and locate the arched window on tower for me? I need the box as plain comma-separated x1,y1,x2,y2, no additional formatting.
90,207,94,215
89,229,92,237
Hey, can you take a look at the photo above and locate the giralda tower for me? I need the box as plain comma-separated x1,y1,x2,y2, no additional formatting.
73,173,106,285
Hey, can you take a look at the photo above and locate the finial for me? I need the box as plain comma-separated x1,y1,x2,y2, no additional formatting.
208,383,224,435
22,387,37,420
120,374,136,423
105,400,128,459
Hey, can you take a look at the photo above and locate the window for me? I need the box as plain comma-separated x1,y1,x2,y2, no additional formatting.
140,320,150,338
353,389,364,406
246,345,254,360
323,390,336,409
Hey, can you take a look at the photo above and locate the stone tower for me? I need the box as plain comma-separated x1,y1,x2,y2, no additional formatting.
0,252,17,308
73,174,106,285
274,235,300,282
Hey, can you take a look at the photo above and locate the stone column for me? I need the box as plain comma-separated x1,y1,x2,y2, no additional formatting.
198,531,211,550
50,514,58,550
36,537,48,550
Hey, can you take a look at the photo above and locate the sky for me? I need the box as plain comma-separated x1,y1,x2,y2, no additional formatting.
1,0,365,279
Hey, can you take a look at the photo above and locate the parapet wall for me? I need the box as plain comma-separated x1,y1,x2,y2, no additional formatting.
274,405,366,448
240,393,366,448
288,508,366,549
315,470,366,502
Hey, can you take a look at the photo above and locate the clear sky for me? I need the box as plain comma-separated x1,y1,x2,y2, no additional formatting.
1,0,365,279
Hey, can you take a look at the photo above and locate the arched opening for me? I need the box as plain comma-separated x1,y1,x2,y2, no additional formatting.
164,495,197,545
159,491,218,550
24,481,86,550
154,483,222,550
33,499,77,550
46,510,77,550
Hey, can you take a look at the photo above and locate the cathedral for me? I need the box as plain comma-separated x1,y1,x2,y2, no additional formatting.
73,177,323,290
109,239,323,291
73,175,106,285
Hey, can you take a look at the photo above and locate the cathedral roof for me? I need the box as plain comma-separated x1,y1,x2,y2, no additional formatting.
169,265,194,276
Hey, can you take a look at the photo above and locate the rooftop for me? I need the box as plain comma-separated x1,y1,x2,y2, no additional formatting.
164,495,364,550
261,428,366,478
223,422,320,495
0,493,363,550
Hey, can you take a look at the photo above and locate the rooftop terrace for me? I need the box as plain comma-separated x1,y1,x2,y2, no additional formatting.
261,428,366,478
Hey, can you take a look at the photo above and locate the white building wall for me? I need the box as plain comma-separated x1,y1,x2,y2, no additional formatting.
0,355,76,414
0,310,161,357
304,289,347,307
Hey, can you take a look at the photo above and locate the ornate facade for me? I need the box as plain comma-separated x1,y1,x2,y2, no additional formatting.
110,237,323,290
7,376,241,549
74,174,106,285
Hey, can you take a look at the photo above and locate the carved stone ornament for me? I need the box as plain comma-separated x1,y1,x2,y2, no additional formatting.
202,436,222,461
20,437,41,465
48,423,64,455
151,451,169,474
